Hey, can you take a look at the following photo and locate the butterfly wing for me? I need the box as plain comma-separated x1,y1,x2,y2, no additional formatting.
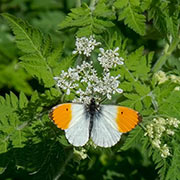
115,106,142,133
91,105,141,147
49,103,90,147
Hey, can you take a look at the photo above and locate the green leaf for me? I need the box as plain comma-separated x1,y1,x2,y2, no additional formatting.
114,0,146,35
134,82,150,97
0,61,33,95
2,13,55,87
165,138,180,180
0,92,29,153
158,89,180,118
59,2,115,36
19,92,28,109
121,126,143,151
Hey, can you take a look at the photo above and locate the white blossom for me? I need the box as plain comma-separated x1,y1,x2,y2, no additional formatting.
54,36,124,103
169,74,180,84
161,144,170,158
167,117,180,128
166,129,175,136
144,117,180,158
152,138,161,148
97,47,124,71
174,86,180,91
73,148,88,160
73,35,101,57
54,61,123,104
154,71,168,84
144,124,154,138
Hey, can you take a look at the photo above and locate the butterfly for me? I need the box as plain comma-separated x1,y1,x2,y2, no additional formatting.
49,98,142,148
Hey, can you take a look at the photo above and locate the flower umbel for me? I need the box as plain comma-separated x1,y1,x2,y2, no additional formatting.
144,117,180,158
72,35,101,57
55,36,124,104
98,47,124,71
54,61,123,104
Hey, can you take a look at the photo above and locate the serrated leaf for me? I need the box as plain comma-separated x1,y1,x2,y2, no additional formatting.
94,1,116,20
134,82,150,96
165,141,180,180
59,2,115,36
2,13,56,88
19,92,28,109
57,55,76,72
115,1,146,35
121,126,143,151
0,93,29,154
124,93,140,100
114,0,128,9
10,91,18,108
135,100,142,111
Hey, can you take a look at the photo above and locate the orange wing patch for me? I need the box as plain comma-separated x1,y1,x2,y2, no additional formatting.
116,107,142,133
49,104,72,130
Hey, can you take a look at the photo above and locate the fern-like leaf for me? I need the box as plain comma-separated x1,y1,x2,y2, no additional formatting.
114,0,146,35
120,126,143,151
59,2,115,36
165,133,180,180
2,13,58,87
0,92,29,153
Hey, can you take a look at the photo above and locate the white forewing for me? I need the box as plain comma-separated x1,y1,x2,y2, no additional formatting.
91,105,122,147
65,104,90,147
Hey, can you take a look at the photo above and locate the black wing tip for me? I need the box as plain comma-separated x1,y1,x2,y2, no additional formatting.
137,113,142,123
48,109,54,121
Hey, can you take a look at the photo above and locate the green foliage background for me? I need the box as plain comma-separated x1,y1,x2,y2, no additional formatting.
0,0,180,179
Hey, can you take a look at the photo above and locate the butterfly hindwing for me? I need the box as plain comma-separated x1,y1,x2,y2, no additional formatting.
91,105,122,147
50,103,90,147
90,105,141,147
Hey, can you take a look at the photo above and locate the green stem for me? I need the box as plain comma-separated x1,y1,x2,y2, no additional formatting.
89,0,97,10
152,35,180,73
76,0,81,7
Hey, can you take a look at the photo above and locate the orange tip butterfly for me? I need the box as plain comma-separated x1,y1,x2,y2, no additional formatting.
49,98,142,148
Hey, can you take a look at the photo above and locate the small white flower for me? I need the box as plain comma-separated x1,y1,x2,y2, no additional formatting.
154,71,168,84
166,129,175,136
144,124,154,138
73,148,88,160
174,86,180,91
161,144,170,158
54,61,123,103
73,36,101,57
152,139,161,148
144,117,179,158
97,47,124,71
168,118,180,128
169,74,180,83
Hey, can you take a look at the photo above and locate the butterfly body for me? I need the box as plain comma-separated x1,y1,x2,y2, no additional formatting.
49,99,142,147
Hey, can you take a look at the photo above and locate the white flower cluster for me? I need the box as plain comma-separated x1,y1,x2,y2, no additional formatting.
98,47,124,71
72,35,101,57
155,71,180,85
169,74,180,84
54,36,124,104
73,147,87,160
54,61,123,104
154,71,168,84
144,117,180,158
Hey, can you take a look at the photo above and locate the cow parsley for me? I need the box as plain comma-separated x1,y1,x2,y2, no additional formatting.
72,35,101,57
144,117,180,158
54,61,123,104
54,36,124,104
